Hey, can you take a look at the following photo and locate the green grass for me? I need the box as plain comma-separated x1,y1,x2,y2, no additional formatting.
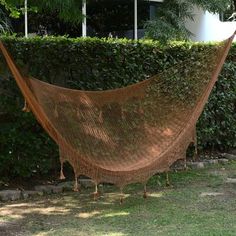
0,162,236,236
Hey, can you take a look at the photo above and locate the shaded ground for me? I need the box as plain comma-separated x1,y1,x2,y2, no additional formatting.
0,162,236,236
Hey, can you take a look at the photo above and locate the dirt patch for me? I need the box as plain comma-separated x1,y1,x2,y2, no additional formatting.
0,220,24,236
0,162,236,236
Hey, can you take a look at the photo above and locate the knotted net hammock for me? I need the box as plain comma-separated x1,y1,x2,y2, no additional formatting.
0,32,235,192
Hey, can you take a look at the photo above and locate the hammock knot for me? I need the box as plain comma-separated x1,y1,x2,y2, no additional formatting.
22,100,31,112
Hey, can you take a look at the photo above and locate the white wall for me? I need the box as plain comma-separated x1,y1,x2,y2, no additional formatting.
185,7,236,42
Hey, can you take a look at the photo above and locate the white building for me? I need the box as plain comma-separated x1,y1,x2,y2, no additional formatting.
185,7,236,42
24,0,236,41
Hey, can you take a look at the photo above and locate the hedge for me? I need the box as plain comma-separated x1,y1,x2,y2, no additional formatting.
0,36,235,179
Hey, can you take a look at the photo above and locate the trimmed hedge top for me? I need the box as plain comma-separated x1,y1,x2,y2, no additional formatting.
1,36,233,90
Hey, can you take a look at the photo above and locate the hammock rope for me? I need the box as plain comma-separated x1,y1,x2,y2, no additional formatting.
0,32,235,192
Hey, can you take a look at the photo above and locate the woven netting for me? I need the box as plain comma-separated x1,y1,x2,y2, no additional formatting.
0,33,235,189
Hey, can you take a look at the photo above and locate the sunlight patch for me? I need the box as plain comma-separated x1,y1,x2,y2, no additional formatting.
34,207,70,215
101,211,129,218
77,210,100,219
226,178,236,183
148,192,164,198
33,232,48,236
0,209,24,219
200,192,224,197
4,203,30,208
0,205,70,217
107,233,126,236
104,193,131,203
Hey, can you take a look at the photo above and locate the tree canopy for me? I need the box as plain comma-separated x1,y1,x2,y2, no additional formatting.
0,0,234,41
1,0,83,24
144,0,233,42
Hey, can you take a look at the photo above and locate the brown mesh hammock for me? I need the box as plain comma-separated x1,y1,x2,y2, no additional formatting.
0,32,235,197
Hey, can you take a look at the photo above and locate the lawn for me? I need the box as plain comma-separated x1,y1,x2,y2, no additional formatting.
1,162,236,236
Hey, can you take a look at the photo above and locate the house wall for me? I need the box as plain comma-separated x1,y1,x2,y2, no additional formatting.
185,7,236,42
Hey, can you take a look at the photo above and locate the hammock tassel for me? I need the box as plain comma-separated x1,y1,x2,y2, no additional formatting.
73,175,79,192
165,172,170,187
121,108,125,120
22,100,30,112
193,127,198,161
184,157,187,170
54,105,59,118
93,183,99,200
139,105,144,115
98,111,103,123
119,187,124,204
59,162,66,180
143,184,147,199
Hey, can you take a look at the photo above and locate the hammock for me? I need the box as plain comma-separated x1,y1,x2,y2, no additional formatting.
0,32,235,196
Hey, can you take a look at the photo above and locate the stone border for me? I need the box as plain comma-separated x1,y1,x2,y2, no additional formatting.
0,179,94,202
172,153,236,171
0,153,236,202
186,158,229,170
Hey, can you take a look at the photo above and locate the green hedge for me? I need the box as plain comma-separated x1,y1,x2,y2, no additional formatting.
0,36,235,179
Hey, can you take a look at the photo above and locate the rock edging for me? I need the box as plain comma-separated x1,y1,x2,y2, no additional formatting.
0,153,236,202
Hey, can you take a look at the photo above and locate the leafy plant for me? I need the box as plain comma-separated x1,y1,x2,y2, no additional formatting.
1,0,83,24
144,0,231,42
0,7,12,34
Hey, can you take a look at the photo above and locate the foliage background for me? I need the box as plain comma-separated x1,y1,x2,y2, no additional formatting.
1,0,233,40
0,36,235,179
144,0,232,42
